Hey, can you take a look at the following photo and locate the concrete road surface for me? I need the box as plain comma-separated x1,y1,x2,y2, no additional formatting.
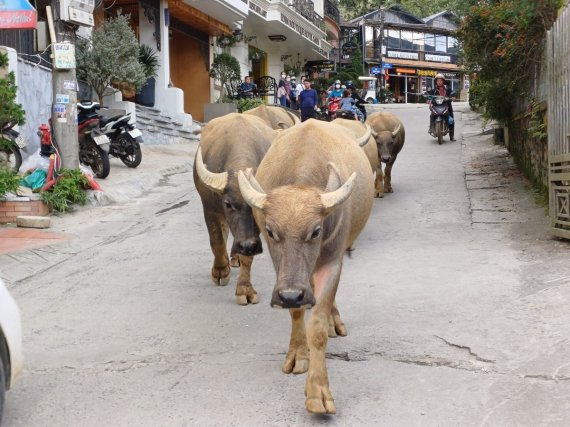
2,105,570,426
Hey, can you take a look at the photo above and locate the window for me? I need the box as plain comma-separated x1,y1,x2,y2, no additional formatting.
424,33,435,52
447,36,458,55
413,32,424,51
436,35,447,53
387,29,400,49
400,31,413,50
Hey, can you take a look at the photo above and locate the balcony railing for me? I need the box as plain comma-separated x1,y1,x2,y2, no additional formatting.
324,0,340,24
289,0,326,31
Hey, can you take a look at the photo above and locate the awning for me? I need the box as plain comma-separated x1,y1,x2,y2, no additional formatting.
0,0,37,29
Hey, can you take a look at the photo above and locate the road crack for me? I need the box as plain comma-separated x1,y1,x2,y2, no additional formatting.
434,335,495,364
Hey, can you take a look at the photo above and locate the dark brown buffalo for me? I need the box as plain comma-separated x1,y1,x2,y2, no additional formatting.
194,113,275,305
367,111,405,197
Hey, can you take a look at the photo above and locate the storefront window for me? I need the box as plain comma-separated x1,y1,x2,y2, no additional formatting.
400,31,413,50
447,36,458,54
387,29,400,49
436,35,447,53
425,33,435,52
413,32,424,51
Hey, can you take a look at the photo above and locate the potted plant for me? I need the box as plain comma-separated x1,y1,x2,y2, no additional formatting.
76,13,147,103
135,44,159,107
204,53,241,122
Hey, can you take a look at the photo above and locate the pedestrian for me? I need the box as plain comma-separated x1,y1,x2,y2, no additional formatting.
239,75,257,99
290,76,298,110
277,80,289,107
295,76,305,110
299,78,318,122
285,75,292,108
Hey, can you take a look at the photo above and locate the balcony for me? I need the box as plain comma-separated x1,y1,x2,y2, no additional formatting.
324,0,340,24
288,0,325,31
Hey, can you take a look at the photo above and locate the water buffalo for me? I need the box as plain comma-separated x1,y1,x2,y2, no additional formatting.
367,111,405,197
238,119,374,414
194,113,275,305
243,104,300,129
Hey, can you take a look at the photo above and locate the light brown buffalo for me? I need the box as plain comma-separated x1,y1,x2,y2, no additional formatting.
238,119,374,414
243,104,300,129
194,113,275,305
367,111,405,197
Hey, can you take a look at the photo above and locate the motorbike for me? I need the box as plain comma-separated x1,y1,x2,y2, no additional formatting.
327,97,341,121
0,122,26,171
80,102,143,168
77,102,111,179
426,93,456,144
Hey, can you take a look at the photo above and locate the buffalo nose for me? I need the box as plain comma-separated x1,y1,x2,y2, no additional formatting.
237,238,262,256
382,156,391,163
278,289,305,308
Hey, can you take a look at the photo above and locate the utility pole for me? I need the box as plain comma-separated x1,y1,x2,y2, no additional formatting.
46,0,79,169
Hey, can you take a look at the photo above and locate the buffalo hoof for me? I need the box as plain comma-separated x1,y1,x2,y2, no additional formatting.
385,187,394,193
211,265,231,286
282,345,309,374
328,313,347,338
230,255,240,268
235,283,259,305
305,384,336,414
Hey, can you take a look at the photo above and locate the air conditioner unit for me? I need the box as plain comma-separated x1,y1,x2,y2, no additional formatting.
59,0,95,27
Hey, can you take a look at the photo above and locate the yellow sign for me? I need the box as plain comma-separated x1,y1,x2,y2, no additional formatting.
396,68,416,74
418,69,438,77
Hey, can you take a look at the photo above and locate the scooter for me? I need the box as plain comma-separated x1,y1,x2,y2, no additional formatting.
0,122,26,171
426,93,455,145
80,101,143,168
327,97,341,121
77,102,111,178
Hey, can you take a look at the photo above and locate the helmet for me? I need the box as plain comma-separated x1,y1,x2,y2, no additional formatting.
346,80,354,89
335,80,341,84
434,73,445,81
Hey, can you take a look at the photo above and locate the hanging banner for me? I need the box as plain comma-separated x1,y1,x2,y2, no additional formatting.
0,0,38,29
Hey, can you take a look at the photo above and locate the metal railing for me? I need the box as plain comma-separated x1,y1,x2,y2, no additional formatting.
324,0,340,24
289,0,326,31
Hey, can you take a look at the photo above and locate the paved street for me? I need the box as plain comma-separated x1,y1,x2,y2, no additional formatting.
2,105,570,426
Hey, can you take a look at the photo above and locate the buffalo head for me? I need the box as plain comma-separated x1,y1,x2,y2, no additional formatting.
373,123,401,164
196,147,262,257
238,164,356,309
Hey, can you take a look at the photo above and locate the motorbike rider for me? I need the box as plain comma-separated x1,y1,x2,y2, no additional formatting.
427,73,456,141
328,80,344,99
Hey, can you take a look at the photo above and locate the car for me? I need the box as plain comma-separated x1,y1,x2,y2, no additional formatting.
358,76,378,103
0,278,23,424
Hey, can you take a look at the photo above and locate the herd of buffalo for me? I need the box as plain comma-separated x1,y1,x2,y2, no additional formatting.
193,105,405,415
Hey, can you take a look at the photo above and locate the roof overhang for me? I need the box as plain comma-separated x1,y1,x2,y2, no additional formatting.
186,0,248,29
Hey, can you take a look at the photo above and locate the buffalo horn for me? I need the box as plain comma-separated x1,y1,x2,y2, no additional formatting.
355,123,372,147
392,123,401,137
321,163,357,212
238,170,267,210
195,146,228,192
371,129,378,138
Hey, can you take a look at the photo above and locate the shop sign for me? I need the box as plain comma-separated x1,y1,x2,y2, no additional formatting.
396,68,416,74
418,69,437,77
307,60,335,72
0,0,37,29
280,14,318,45
382,63,393,69
387,50,418,60
249,1,267,18
371,67,382,74
53,43,76,69
443,72,458,78
425,54,451,63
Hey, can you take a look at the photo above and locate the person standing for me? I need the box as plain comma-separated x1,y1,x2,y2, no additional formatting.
285,75,292,108
295,76,305,110
277,80,288,107
290,76,298,110
299,78,318,122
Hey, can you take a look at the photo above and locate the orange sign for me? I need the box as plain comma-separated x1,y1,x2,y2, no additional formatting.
396,68,416,74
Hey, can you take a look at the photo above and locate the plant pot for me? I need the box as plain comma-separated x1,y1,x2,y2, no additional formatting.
135,77,156,107
203,102,237,122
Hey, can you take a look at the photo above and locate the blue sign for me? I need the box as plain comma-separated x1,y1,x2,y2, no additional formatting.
371,67,382,74
382,63,393,69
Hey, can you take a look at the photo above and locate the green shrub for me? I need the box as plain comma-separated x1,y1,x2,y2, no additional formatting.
41,169,89,213
0,165,20,197
235,97,264,113
209,53,241,102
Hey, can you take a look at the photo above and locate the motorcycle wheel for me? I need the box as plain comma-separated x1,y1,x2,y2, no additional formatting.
89,144,110,179
118,135,142,168
0,144,22,171
436,122,443,145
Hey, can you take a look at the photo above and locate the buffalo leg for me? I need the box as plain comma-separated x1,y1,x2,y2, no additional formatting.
384,162,394,193
283,308,309,374
205,215,231,286
328,301,347,338
374,165,385,198
305,262,341,414
235,255,259,305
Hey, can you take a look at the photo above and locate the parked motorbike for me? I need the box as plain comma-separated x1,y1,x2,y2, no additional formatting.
77,102,111,178
0,122,26,171
425,93,455,144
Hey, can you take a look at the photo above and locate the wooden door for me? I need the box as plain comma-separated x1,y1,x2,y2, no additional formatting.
169,28,210,122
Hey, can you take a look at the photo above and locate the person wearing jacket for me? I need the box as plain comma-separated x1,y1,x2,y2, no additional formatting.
299,78,318,122
427,73,456,141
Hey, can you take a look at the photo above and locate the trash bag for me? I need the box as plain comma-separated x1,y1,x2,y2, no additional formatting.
19,148,51,174
20,169,47,191
448,116,455,125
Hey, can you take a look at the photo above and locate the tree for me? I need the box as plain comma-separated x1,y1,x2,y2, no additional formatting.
208,53,241,102
76,13,147,103
0,52,25,129
338,0,476,19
